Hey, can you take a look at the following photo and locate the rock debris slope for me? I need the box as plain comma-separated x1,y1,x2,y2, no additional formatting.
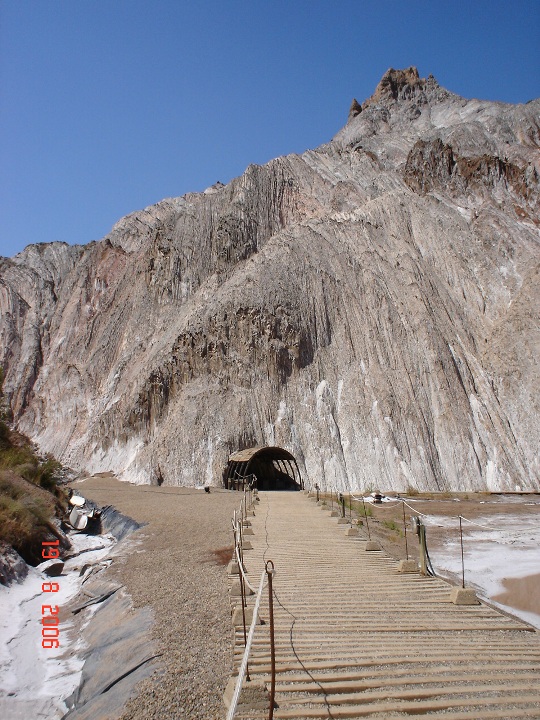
1,68,539,491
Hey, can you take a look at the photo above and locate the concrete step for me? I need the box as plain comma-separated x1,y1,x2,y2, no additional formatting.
227,491,540,719
268,694,540,718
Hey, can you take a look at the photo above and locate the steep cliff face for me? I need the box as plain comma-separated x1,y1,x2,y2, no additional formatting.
1,68,539,491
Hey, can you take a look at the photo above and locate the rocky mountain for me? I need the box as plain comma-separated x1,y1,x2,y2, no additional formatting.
1,68,539,491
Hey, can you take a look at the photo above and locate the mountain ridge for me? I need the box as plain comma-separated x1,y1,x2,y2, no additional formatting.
1,68,539,491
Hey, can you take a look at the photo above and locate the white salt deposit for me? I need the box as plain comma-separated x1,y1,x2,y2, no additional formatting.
0,532,115,719
424,511,540,629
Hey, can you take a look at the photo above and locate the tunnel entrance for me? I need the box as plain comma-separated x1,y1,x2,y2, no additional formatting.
224,446,303,491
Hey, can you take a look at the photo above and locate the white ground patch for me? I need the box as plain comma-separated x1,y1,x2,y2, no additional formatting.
0,532,115,720
424,511,540,629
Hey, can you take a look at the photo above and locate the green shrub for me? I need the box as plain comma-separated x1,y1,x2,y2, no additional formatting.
382,519,403,536
35,458,62,491
0,491,50,550
0,445,36,469
360,504,373,518
0,476,24,500
0,447,61,492
0,367,66,562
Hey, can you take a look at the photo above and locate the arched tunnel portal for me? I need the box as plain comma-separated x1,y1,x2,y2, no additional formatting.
224,446,303,491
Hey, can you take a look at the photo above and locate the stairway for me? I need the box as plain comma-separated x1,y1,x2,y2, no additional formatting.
229,491,540,719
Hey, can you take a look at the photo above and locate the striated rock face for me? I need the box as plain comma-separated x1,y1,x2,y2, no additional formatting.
1,68,539,491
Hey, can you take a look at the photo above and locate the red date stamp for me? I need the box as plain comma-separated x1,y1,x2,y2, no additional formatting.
41,540,60,649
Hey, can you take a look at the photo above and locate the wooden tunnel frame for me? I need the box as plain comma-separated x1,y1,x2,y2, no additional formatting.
224,446,303,491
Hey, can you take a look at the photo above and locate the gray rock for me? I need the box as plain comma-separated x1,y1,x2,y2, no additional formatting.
0,544,28,585
0,68,538,492
42,560,64,576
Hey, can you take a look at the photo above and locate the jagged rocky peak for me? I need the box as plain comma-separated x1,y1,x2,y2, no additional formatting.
365,66,425,104
348,98,362,121
346,66,441,118
1,69,538,493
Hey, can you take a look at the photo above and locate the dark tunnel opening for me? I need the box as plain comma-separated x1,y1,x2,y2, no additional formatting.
224,446,303,491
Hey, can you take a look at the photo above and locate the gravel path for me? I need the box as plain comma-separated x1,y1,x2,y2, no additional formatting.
77,477,241,720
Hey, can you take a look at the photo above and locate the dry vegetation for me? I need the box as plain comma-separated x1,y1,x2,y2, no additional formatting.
0,367,68,567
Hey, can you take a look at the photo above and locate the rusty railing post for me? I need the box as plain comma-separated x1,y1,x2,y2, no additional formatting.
362,497,371,540
265,560,276,719
238,560,250,681
459,516,465,588
402,500,409,560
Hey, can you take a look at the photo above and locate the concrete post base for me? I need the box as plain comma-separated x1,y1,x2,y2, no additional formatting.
227,560,240,575
364,541,380,551
230,579,254,597
337,517,348,524
242,541,253,550
450,587,479,605
245,510,255,517
345,527,359,536
223,677,268,711
232,605,262,627
242,527,254,535
398,559,419,573
329,510,339,517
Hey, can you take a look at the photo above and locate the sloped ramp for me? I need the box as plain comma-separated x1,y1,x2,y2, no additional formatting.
63,583,159,720
230,492,540,719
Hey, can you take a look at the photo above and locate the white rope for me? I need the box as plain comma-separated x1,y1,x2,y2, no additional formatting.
367,499,403,509
400,499,433,518
231,510,258,594
226,568,268,720
235,544,258,594
348,496,500,533
400,501,507,532
459,515,500,531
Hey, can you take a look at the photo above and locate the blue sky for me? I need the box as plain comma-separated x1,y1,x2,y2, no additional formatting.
1,1,539,258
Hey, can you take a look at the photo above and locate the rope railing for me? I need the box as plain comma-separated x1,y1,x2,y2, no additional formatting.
344,494,448,574
228,472,258,492
338,490,532,590
234,542,258,594
399,498,517,534
400,498,433,519
228,488,276,720
226,566,269,720
458,515,501,530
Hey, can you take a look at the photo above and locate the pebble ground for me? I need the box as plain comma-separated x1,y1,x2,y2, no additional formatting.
78,477,240,720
